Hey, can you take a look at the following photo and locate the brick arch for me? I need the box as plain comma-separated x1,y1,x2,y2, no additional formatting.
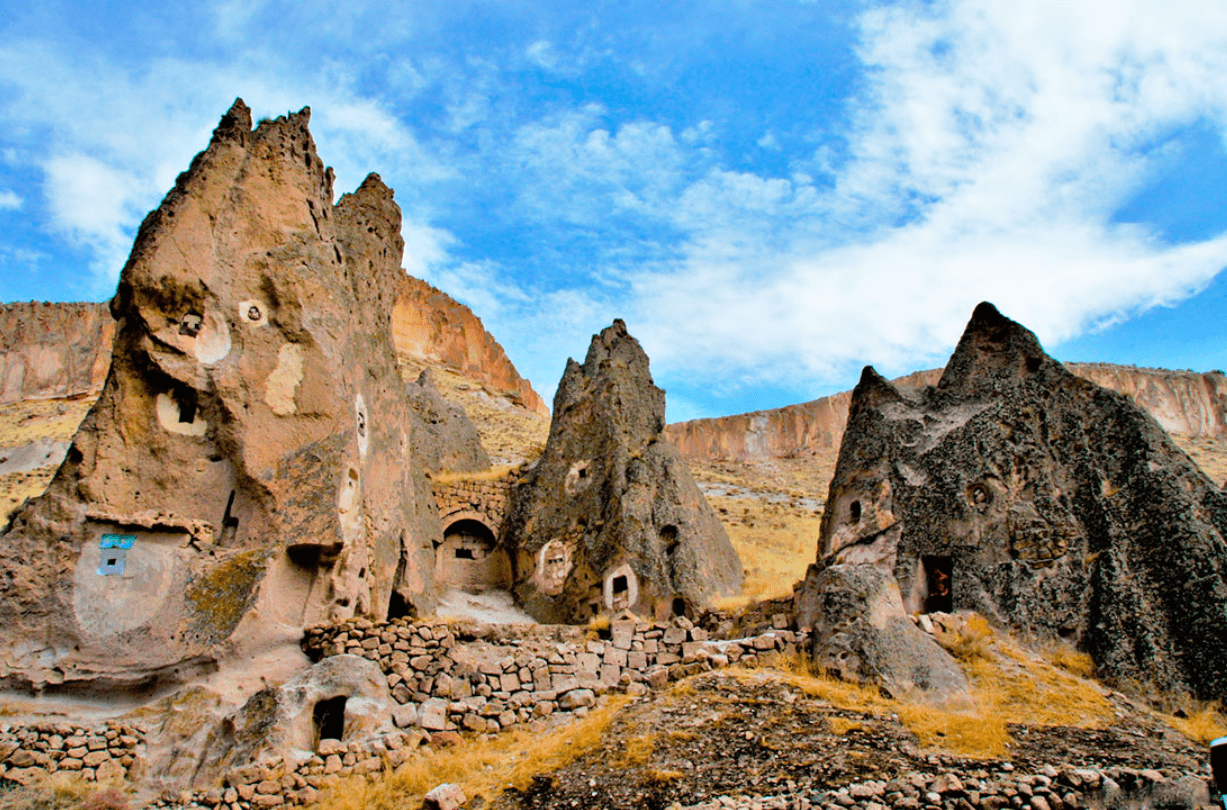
440,509,497,536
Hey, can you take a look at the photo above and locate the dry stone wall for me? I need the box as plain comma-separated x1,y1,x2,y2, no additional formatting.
302,618,807,735
0,720,145,787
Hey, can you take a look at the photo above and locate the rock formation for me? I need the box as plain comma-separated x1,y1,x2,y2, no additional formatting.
393,275,548,415
505,320,743,623
0,100,441,693
798,302,1227,700
667,367,1227,463
405,368,491,474
0,301,114,404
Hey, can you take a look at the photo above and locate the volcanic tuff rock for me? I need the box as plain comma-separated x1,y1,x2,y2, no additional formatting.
0,301,114,404
666,367,1227,463
392,274,548,415
799,302,1227,700
405,367,491,474
505,320,743,623
0,100,442,692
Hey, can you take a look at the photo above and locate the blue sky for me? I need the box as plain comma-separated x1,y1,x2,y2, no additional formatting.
3,1,1227,421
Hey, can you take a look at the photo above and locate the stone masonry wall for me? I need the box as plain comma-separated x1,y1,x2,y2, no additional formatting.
433,474,517,534
301,617,807,736
0,720,145,787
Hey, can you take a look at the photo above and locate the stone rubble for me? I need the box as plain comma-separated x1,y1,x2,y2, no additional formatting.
680,765,1214,810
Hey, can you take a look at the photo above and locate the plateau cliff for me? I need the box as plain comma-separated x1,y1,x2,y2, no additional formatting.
667,365,1227,463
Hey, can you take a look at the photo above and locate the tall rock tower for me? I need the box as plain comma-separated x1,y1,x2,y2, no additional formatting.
0,100,440,692
505,320,743,623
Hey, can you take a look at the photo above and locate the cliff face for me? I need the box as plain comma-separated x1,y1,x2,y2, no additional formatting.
0,277,547,416
666,365,1227,462
392,276,548,415
0,302,115,404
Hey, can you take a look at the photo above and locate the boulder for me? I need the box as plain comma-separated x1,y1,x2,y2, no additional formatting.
796,563,970,704
0,100,441,692
505,320,743,623
405,368,490,474
799,302,1227,700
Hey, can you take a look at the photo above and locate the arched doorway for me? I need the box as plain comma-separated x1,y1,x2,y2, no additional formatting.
437,518,511,593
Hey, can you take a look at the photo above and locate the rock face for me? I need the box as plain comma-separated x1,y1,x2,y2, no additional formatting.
796,564,969,704
0,301,114,404
666,367,1227,463
393,275,548,415
405,368,491,474
800,302,1227,700
505,320,743,623
0,100,441,692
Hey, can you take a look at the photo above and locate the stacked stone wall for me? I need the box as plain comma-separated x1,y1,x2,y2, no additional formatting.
302,618,807,735
0,720,144,786
433,475,517,535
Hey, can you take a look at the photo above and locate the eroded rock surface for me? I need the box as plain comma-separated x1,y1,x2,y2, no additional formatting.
800,302,1227,700
0,100,441,693
505,320,743,623
0,301,114,404
393,275,548,415
405,368,490,474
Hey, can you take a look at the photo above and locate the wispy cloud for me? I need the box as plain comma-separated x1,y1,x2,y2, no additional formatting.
2,0,1226,417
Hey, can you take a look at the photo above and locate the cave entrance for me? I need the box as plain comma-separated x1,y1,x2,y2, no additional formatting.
923,556,953,614
437,519,510,593
313,696,347,748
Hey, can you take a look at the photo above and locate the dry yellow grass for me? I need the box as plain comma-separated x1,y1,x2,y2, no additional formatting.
1172,435,1227,487
305,696,630,810
0,397,93,446
1044,643,1097,679
711,495,821,602
751,615,1114,759
619,733,657,766
430,464,525,485
0,772,132,810
1168,704,1227,744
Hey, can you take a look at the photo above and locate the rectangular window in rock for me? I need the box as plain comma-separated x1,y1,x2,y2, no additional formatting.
923,555,953,613
98,534,136,576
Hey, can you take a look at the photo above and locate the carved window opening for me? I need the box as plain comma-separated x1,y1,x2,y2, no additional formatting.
589,602,600,617
672,597,687,618
661,525,679,557
578,467,587,480
313,696,347,748
177,389,199,424
387,591,412,622
613,575,629,595
455,548,475,560
222,490,239,532
179,312,203,337
923,556,953,614
849,500,862,524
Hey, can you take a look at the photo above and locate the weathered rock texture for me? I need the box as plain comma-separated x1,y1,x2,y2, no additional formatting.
505,320,743,623
405,368,490,474
800,302,1227,700
0,100,441,692
393,275,548,415
0,301,114,404
797,563,969,704
667,367,1227,463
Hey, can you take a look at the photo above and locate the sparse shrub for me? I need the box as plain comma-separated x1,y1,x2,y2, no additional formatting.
619,733,656,766
936,614,993,662
1045,643,1096,678
1168,703,1227,744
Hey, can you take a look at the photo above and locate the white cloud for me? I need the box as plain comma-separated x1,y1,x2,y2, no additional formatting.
0,190,21,210
612,1,1227,394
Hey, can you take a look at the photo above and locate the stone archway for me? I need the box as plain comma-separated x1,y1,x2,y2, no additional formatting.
436,516,511,593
